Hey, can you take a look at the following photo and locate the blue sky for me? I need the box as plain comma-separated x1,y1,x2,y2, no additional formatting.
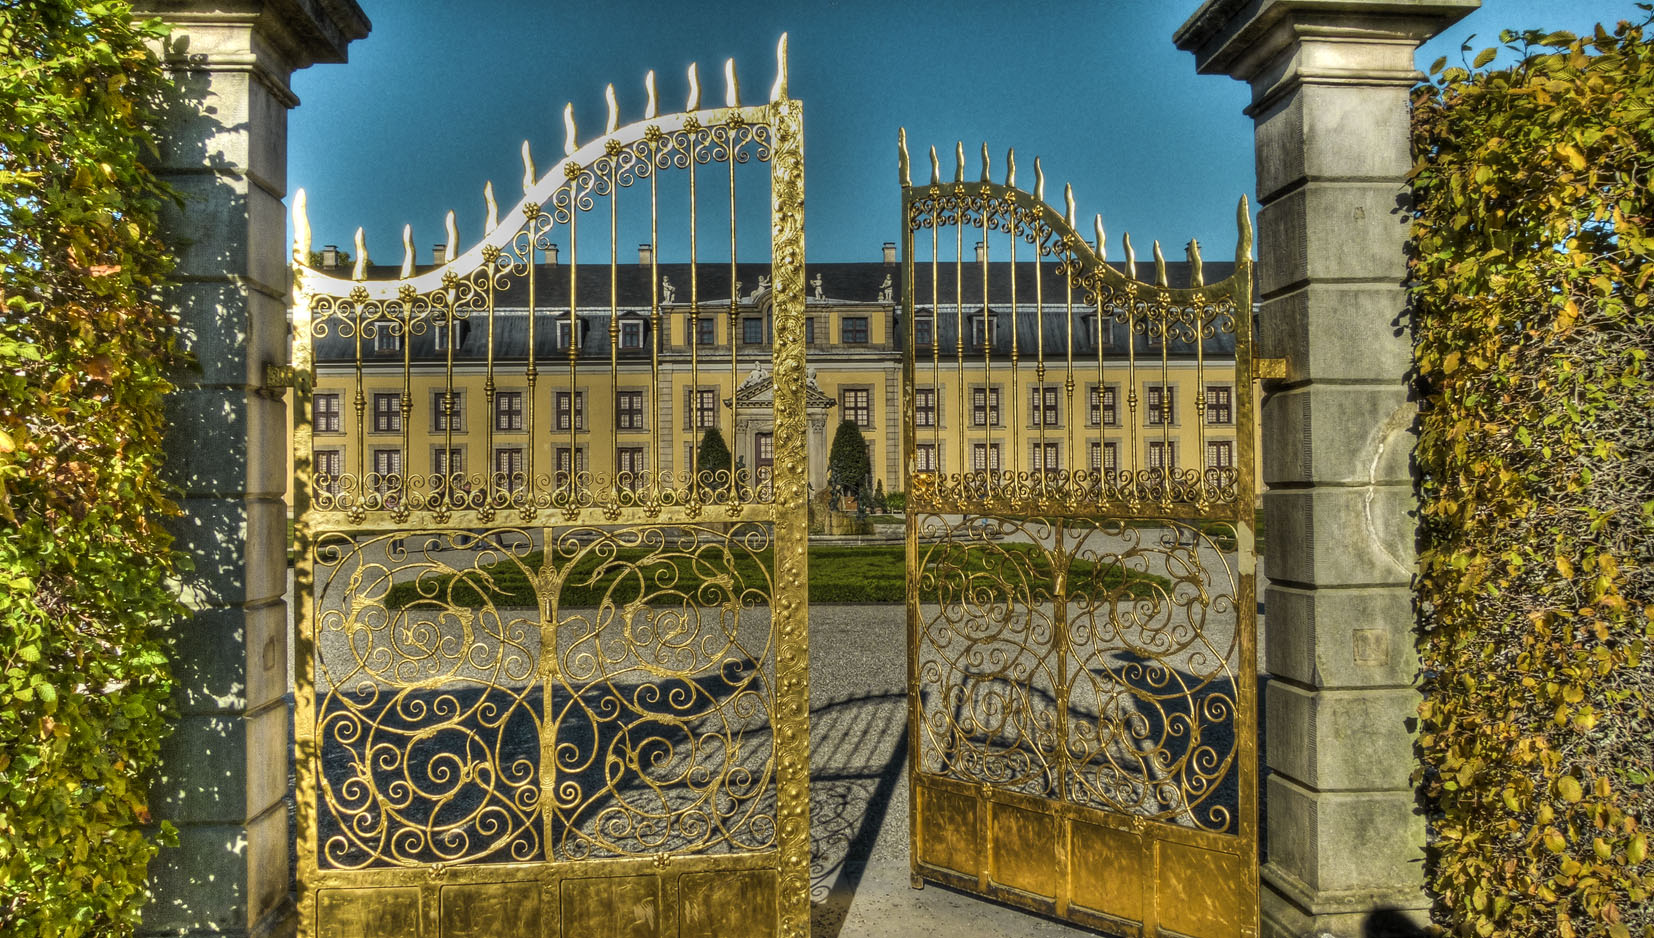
288,1,1643,265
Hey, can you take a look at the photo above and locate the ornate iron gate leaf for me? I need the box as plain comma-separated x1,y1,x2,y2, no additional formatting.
290,38,810,938
899,134,1260,937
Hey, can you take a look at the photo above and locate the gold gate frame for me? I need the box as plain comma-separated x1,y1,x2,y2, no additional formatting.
289,37,810,938
898,133,1260,937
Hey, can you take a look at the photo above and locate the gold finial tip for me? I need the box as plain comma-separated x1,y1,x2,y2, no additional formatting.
724,58,739,108
604,83,619,135
644,70,658,119
561,103,577,157
686,61,701,110
770,33,789,102
291,187,310,263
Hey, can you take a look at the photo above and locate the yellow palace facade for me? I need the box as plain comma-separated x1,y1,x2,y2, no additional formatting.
303,246,1255,500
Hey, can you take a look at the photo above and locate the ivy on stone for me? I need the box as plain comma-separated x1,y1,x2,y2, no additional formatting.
1411,13,1654,938
0,3,180,936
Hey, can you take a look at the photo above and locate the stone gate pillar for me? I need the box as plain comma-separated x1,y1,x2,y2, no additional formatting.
136,3,368,935
1174,2,1476,936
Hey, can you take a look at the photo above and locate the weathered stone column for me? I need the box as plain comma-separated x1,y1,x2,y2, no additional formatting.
1175,3,1475,936
136,3,368,935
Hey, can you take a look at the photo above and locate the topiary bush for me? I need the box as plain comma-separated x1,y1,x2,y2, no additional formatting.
1411,15,1654,938
696,425,732,491
0,4,180,936
827,418,870,497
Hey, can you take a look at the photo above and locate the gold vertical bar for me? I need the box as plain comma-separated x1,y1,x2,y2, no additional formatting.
901,183,924,888
444,285,456,505
1008,221,1019,482
955,219,966,481
1096,282,1106,497
400,290,412,509
1033,220,1045,490
1159,295,1170,507
688,128,700,491
289,275,319,934
1064,257,1074,500
1195,295,1209,503
1125,284,1139,499
930,221,940,463
649,138,662,502
980,222,992,483
728,128,740,502
767,94,812,938
610,152,621,503
352,301,365,504
525,217,538,511
485,267,498,507
566,202,578,495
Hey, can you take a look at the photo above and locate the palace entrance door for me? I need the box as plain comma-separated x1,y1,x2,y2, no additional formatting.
289,39,812,938
898,134,1262,937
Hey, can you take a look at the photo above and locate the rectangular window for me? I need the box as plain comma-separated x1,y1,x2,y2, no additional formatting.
554,447,587,483
971,315,993,349
742,318,764,344
1148,440,1178,469
805,317,816,345
616,390,645,430
1146,384,1175,426
372,448,401,477
621,319,645,349
372,393,401,433
1206,440,1235,470
557,318,583,349
431,390,463,433
841,388,872,428
1205,385,1233,425
494,391,524,431
915,387,937,428
841,316,869,344
314,449,342,493
1088,385,1118,427
433,321,450,352
373,327,401,354
314,393,341,433
972,442,1001,472
555,390,585,431
914,316,933,347
433,446,464,476
695,317,716,346
1088,441,1120,474
494,447,524,492
915,443,937,472
684,388,718,430
1029,385,1060,428
971,387,1000,427
1031,441,1061,473
617,447,645,489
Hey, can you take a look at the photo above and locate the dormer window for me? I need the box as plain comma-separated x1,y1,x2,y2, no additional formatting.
557,318,587,349
373,327,401,354
970,314,993,349
620,319,645,349
914,315,933,347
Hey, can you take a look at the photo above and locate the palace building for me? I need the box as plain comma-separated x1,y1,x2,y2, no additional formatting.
303,243,1254,500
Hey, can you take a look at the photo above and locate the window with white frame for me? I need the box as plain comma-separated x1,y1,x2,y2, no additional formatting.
372,393,401,433
555,390,585,431
1146,384,1175,425
971,386,1000,427
915,387,937,428
1148,440,1178,469
1205,385,1233,425
1088,384,1118,427
1030,385,1060,428
616,390,645,430
314,393,342,433
432,390,463,432
495,391,524,431
972,442,1001,472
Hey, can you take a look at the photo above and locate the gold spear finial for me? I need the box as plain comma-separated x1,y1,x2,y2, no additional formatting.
1122,232,1136,281
522,140,537,193
400,223,415,279
561,103,577,157
724,58,739,108
1186,238,1203,286
484,180,498,232
1005,148,1016,188
1153,240,1168,287
1094,215,1107,259
644,70,658,119
352,227,368,281
686,62,701,110
898,127,911,187
1064,184,1075,228
929,145,940,185
770,33,789,102
444,211,458,263
605,84,619,135
1237,194,1253,266
980,142,991,183
292,187,310,264
1033,156,1045,203
954,142,965,183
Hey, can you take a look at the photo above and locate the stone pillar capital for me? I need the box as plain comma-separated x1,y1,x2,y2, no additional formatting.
135,0,370,106
1175,0,1478,113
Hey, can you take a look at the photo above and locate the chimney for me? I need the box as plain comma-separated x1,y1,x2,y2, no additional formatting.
320,244,339,268
975,241,986,262
882,241,896,264
638,243,653,266
432,244,446,265
545,243,559,266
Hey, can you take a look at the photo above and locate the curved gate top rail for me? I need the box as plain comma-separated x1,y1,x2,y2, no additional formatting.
899,130,1260,938
289,36,812,938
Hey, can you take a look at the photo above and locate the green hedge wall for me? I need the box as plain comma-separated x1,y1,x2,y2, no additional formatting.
0,4,179,936
1411,16,1654,938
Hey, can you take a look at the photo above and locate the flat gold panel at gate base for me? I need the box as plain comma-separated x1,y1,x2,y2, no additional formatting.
900,144,1259,937
290,47,810,938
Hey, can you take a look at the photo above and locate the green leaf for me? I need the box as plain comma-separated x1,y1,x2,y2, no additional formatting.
1473,47,1498,69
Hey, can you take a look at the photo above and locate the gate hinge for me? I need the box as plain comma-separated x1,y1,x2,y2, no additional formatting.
1252,357,1287,381
264,363,301,389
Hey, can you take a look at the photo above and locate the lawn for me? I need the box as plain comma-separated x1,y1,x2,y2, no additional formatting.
383,541,1169,609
